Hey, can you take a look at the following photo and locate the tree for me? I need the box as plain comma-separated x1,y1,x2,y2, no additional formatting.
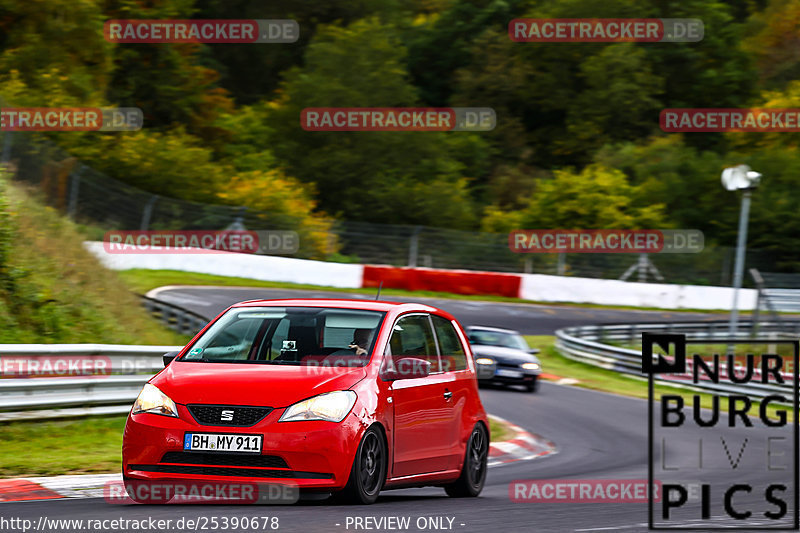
266,17,486,228
593,136,728,237
405,0,524,106
103,0,234,142
482,164,668,233
744,0,800,89
592,129,800,271
0,0,112,104
193,0,408,105
561,44,664,157
217,169,335,259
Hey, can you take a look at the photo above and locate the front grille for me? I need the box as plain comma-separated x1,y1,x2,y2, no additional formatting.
497,363,522,369
130,464,332,479
187,405,272,426
161,452,288,469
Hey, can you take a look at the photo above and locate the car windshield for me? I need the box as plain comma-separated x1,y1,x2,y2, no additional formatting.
181,307,385,366
469,330,529,352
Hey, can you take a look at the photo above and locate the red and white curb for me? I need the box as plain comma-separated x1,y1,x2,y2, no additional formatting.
0,419,555,502
487,414,557,467
0,474,119,501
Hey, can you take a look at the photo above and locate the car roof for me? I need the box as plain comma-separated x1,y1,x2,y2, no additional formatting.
466,325,521,334
231,298,441,315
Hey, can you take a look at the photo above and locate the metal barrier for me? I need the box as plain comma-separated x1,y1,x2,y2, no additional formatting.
140,295,209,336
3,319,798,422
555,320,800,400
750,269,800,331
0,344,181,421
0,299,204,421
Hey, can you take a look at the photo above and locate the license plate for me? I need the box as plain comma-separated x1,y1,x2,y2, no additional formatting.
184,433,262,453
496,368,523,378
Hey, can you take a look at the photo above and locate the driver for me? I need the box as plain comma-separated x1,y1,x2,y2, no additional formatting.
348,328,373,356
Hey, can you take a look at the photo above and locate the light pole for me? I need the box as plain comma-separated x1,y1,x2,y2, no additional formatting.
721,165,761,340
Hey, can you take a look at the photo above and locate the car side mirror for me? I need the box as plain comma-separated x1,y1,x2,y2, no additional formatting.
527,348,540,355
163,351,179,367
382,357,431,381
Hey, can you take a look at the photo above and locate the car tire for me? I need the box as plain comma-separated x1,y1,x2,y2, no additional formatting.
337,426,386,504
526,377,538,393
444,423,488,498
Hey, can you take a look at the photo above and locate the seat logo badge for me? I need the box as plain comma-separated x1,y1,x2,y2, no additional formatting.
220,410,234,422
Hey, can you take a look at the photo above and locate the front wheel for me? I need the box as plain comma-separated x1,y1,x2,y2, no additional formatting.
526,376,539,393
337,426,386,504
445,423,488,498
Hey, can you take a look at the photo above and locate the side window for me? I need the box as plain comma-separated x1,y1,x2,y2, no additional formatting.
387,314,441,372
432,315,467,371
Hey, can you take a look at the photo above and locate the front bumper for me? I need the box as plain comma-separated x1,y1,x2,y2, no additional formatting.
476,362,540,384
122,404,363,491
480,373,537,386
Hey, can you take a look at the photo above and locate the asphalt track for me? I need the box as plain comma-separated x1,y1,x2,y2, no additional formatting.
145,285,731,334
1,288,789,532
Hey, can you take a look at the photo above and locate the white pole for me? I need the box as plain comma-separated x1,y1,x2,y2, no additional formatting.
728,189,752,339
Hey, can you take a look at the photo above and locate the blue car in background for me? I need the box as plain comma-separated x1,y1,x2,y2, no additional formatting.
466,326,542,393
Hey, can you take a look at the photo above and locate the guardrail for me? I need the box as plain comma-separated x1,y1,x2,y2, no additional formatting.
555,320,800,400
4,319,799,422
139,294,209,336
0,344,181,421
0,299,204,422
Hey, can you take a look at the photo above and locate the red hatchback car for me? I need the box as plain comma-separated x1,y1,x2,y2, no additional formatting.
123,299,489,504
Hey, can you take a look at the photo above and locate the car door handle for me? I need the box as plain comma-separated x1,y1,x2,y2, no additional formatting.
443,391,453,400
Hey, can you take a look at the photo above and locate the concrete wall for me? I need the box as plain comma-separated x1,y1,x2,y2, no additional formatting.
85,241,757,310
84,242,364,289
519,273,756,310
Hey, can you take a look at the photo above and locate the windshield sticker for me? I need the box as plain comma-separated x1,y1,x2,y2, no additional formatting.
282,340,297,350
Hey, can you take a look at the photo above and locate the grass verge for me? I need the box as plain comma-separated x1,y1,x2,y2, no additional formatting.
0,179,188,345
488,416,512,442
0,416,126,478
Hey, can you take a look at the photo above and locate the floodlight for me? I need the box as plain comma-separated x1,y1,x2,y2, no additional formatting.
721,165,761,191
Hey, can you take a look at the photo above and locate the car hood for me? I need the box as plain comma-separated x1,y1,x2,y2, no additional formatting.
151,361,367,407
471,345,540,365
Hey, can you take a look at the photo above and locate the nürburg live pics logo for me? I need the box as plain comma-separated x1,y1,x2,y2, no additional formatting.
644,333,799,530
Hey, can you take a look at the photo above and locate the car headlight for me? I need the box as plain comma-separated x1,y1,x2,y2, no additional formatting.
132,383,178,417
475,358,494,365
522,362,540,371
279,391,357,423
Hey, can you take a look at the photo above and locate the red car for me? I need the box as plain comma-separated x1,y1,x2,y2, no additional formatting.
123,299,489,504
